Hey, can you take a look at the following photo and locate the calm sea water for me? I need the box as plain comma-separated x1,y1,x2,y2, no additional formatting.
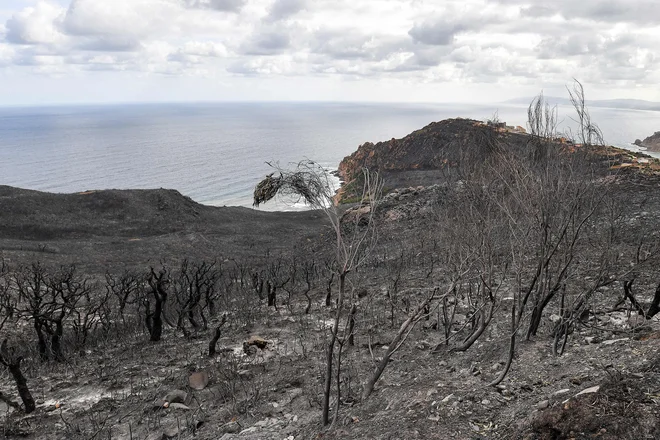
0,102,657,211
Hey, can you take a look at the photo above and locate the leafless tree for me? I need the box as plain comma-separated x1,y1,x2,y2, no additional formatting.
567,79,604,146
0,262,35,413
145,267,169,342
254,160,383,425
15,263,89,361
171,260,221,338
105,270,144,329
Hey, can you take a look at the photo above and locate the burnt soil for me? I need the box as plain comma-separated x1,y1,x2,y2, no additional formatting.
0,146,659,439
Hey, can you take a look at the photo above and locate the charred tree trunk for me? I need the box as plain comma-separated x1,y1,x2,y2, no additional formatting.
252,273,264,301
325,273,335,307
147,268,169,342
304,291,312,314
363,289,439,400
150,294,164,342
348,304,357,346
267,281,277,308
8,360,35,413
322,271,345,426
623,279,647,317
0,341,36,414
648,283,660,318
453,301,496,352
35,321,49,361
51,319,65,362
208,315,227,357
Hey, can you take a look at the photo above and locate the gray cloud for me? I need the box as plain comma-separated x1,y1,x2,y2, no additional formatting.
75,36,141,52
240,28,291,56
519,5,557,18
184,0,246,12
408,19,465,46
5,18,31,44
310,30,410,62
267,0,307,21
492,0,660,25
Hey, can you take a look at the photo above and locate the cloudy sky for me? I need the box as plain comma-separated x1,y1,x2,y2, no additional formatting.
0,0,658,105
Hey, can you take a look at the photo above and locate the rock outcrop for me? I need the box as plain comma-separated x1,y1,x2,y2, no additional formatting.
337,118,529,200
634,131,660,152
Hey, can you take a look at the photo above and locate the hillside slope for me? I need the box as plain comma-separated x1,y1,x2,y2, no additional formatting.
0,185,325,271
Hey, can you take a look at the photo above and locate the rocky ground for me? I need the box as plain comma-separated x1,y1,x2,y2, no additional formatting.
1,123,660,439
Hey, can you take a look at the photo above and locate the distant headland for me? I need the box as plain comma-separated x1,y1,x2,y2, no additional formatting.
634,131,660,152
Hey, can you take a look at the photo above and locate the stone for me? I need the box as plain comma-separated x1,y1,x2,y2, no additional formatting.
163,425,183,438
602,338,629,345
254,418,279,428
221,421,241,433
145,432,165,440
536,400,549,410
628,315,648,328
575,385,600,397
163,390,187,404
245,335,269,350
243,344,258,356
189,371,209,390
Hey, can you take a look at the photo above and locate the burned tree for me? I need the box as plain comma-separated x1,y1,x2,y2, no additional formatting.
0,263,35,413
0,339,35,414
145,267,169,342
14,263,89,362
254,160,383,425
172,260,222,338
105,270,144,329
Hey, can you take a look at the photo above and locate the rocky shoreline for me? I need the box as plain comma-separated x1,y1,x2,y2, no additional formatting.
634,131,660,152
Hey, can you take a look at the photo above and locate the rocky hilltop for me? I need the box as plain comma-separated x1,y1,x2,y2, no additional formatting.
337,118,528,195
634,131,660,152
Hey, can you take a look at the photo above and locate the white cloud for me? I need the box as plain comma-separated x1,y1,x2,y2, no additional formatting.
5,1,66,45
0,43,15,66
0,0,659,103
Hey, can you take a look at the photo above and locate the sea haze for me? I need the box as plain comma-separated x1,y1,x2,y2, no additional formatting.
0,102,658,211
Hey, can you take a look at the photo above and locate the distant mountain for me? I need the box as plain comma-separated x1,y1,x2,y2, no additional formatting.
505,97,660,112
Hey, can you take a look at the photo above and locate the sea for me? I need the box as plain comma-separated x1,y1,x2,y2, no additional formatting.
0,102,658,211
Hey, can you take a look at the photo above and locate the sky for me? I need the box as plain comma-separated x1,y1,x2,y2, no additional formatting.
0,0,659,105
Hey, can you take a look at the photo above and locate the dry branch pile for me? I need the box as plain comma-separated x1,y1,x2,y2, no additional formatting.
253,161,333,208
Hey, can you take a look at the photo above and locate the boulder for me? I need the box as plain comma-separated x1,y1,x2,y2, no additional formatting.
189,371,209,390
244,335,269,350
163,390,187,405
221,421,241,433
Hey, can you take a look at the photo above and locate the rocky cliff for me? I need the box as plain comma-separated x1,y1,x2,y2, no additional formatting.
337,118,528,197
634,131,660,152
